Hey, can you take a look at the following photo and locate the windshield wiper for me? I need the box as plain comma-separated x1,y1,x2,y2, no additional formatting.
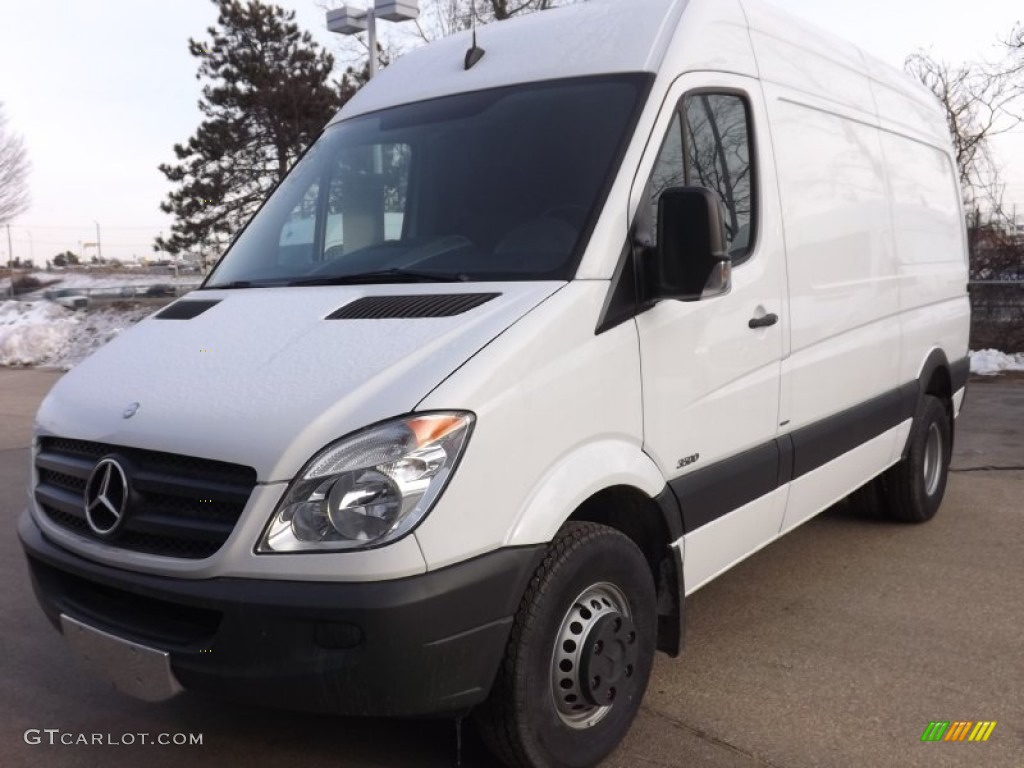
288,268,468,286
203,279,292,290
203,280,254,290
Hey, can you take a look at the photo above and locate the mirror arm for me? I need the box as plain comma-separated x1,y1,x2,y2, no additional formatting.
632,240,659,310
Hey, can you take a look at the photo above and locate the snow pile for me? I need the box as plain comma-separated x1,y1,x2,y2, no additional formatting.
0,300,151,369
969,349,1024,376
0,302,79,366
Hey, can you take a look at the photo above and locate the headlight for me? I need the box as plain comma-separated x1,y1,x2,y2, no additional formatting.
258,412,474,553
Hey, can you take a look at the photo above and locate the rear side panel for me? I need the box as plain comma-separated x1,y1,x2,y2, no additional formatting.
745,0,968,534
880,131,970,390
765,88,903,438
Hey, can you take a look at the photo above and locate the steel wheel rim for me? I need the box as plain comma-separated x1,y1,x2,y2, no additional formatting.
550,582,632,729
923,422,943,496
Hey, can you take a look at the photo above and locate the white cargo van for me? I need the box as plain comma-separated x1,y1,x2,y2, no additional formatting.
20,0,969,765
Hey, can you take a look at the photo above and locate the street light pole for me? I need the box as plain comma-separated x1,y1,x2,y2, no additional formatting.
5,224,13,298
326,1,420,80
367,11,378,78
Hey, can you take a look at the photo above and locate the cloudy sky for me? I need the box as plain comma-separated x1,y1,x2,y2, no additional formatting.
1,0,1022,264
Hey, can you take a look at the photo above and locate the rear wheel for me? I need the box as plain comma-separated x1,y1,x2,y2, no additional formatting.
846,475,888,519
474,522,657,768
882,394,951,522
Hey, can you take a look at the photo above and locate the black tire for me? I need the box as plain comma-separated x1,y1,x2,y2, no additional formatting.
881,394,951,523
846,475,888,519
474,522,657,768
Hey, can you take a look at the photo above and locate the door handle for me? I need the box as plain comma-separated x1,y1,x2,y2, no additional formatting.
748,313,779,330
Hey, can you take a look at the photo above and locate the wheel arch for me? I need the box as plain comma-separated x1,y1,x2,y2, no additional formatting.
919,348,953,399
567,485,685,657
909,348,958,456
503,440,684,656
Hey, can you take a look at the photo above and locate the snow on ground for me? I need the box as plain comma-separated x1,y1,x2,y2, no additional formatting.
969,349,1024,376
0,300,152,369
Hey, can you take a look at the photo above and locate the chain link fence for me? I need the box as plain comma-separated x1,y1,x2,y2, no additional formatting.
969,281,1024,351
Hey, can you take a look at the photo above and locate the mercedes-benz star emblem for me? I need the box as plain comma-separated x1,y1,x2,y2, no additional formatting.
84,458,130,537
123,402,140,419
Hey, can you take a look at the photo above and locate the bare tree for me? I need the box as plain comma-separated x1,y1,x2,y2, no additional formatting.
908,43,1024,351
415,0,578,39
1006,22,1024,82
488,0,560,19
905,52,1018,210
0,103,30,224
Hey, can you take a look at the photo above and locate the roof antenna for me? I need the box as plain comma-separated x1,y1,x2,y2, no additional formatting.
465,0,485,70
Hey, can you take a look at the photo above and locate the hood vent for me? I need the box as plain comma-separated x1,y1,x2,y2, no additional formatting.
327,293,500,320
155,299,221,320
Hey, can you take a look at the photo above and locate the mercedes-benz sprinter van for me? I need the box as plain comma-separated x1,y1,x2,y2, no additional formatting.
20,0,970,765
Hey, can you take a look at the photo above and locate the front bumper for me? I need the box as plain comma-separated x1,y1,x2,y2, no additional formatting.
19,511,543,717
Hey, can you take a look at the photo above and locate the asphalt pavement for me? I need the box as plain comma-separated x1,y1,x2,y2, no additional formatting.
0,368,1021,768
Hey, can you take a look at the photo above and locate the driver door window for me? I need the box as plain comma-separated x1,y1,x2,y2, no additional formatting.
638,92,755,262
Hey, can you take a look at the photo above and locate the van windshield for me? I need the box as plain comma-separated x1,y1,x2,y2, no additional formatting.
204,75,648,288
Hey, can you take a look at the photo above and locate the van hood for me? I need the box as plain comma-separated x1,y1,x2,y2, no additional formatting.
36,283,563,481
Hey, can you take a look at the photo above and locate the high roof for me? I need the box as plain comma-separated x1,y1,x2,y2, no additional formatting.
333,0,946,147
334,0,686,121
740,0,946,144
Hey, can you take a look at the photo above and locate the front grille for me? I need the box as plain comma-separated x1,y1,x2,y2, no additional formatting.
35,437,257,560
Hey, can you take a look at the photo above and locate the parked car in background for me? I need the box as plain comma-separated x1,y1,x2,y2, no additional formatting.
43,288,90,311
144,284,176,298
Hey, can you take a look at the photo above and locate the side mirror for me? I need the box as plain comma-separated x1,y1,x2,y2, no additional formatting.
644,186,731,302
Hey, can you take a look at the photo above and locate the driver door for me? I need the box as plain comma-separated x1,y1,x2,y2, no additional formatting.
633,73,788,592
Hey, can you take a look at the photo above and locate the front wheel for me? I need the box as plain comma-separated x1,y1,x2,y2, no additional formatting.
474,522,657,768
